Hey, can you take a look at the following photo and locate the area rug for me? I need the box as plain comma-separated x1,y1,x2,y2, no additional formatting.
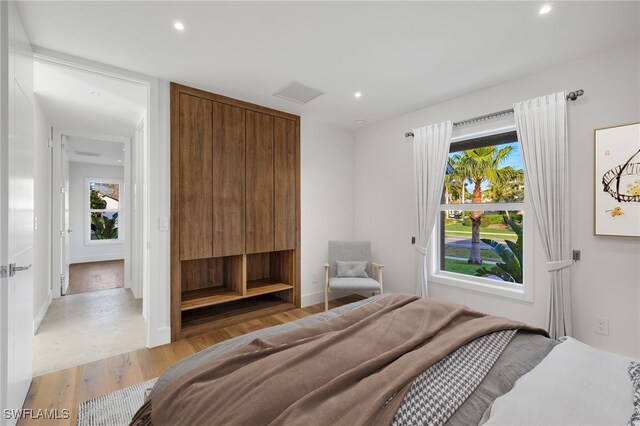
77,378,157,426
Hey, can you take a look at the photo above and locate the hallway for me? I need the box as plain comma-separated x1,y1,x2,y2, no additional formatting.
34,261,145,376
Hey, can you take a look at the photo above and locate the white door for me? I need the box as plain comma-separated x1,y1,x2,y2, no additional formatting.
1,2,34,423
59,137,70,295
5,79,34,425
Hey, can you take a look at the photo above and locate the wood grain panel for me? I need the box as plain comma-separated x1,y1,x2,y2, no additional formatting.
270,250,295,285
181,258,223,292
179,94,214,260
170,84,182,339
246,252,271,281
170,82,299,121
245,111,274,253
274,117,297,250
181,255,244,295
224,255,245,295
212,102,246,257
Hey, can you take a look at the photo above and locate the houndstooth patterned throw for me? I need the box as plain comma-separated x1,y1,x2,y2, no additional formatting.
392,329,517,426
629,362,640,426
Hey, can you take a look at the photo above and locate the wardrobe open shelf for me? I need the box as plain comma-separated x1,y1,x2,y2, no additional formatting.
181,287,244,311
246,279,294,297
180,280,295,312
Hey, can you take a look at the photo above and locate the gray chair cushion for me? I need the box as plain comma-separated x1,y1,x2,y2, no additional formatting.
329,277,381,292
336,260,369,278
328,241,372,278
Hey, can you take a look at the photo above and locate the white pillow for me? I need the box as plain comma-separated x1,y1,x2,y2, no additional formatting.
336,261,369,278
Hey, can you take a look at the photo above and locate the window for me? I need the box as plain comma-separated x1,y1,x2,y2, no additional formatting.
87,178,122,244
428,130,532,301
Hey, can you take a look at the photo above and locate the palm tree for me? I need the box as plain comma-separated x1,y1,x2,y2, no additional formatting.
443,156,469,205
445,155,471,213
486,170,524,219
455,146,519,264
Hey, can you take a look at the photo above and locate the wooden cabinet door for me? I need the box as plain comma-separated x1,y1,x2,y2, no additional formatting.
179,94,213,260
212,102,246,257
274,117,297,250
245,111,274,254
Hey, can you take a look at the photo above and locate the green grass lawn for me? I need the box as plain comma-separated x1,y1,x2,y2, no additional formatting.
444,246,501,261
444,223,515,234
444,259,493,276
444,223,518,241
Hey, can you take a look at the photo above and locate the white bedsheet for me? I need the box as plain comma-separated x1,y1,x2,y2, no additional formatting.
483,337,634,425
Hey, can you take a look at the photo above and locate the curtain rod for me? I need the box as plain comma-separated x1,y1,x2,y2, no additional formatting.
404,89,584,138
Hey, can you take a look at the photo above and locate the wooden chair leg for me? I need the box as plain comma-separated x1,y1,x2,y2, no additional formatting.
325,287,329,311
324,263,330,311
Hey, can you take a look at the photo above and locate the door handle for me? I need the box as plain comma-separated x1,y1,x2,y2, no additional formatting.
9,262,32,277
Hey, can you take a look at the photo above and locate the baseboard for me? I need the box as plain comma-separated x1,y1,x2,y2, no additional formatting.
69,254,125,264
131,283,142,299
301,290,341,307
33,290,52,335
147,326,171,348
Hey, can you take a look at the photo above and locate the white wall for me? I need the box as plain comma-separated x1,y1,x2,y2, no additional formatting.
32,99,51,332
300,118,355,305
68,162,125,263
354,41,640,360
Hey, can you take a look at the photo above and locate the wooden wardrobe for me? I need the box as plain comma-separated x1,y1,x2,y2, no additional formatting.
170,83,300,340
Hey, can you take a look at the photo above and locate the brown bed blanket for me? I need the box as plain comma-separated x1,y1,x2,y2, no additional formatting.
131,294,546,426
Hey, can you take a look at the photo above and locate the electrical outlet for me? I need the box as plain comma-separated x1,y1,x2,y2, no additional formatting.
312,272,318,284
572,250,581,261
595,316,609,335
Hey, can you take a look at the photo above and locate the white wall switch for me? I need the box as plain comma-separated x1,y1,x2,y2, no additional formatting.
595,316,609,335
159,217,170,231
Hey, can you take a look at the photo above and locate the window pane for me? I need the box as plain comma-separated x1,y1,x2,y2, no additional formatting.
440,210,523,284
90,182,120,209
444,142,524,204
90,212,119,240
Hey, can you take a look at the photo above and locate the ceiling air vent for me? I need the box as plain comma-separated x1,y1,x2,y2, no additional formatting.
273,81,324,105
75,151,101,157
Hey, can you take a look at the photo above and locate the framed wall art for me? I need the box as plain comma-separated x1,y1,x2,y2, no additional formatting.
594,122,640,237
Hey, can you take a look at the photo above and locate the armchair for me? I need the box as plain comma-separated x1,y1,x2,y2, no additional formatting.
324,240,385,311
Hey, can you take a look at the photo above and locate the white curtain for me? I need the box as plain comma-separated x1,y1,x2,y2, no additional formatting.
413,121,453,297
514,91,573,339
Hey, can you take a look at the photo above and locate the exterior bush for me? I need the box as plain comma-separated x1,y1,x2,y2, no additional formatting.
462,214,506,227
444,217,458,226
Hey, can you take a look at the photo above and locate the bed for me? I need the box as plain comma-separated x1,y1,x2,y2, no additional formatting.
131,294,638,426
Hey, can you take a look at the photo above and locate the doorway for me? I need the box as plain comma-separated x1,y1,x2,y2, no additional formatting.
32,56,148,375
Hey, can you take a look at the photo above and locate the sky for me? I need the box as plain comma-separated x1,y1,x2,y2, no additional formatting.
448,141,523,192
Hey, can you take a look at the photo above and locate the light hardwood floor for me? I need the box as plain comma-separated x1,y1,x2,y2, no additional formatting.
67,260,125,295
19,295,363,426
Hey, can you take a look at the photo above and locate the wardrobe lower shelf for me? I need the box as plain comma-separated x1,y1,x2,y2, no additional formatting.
179,294,295,339
181,279,294,311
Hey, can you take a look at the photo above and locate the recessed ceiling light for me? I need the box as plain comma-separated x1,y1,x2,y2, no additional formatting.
117,159,122,163
174,21,185,31
354,92,362,99
89,91,100,96
539,4,552,15
354,120,365,125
